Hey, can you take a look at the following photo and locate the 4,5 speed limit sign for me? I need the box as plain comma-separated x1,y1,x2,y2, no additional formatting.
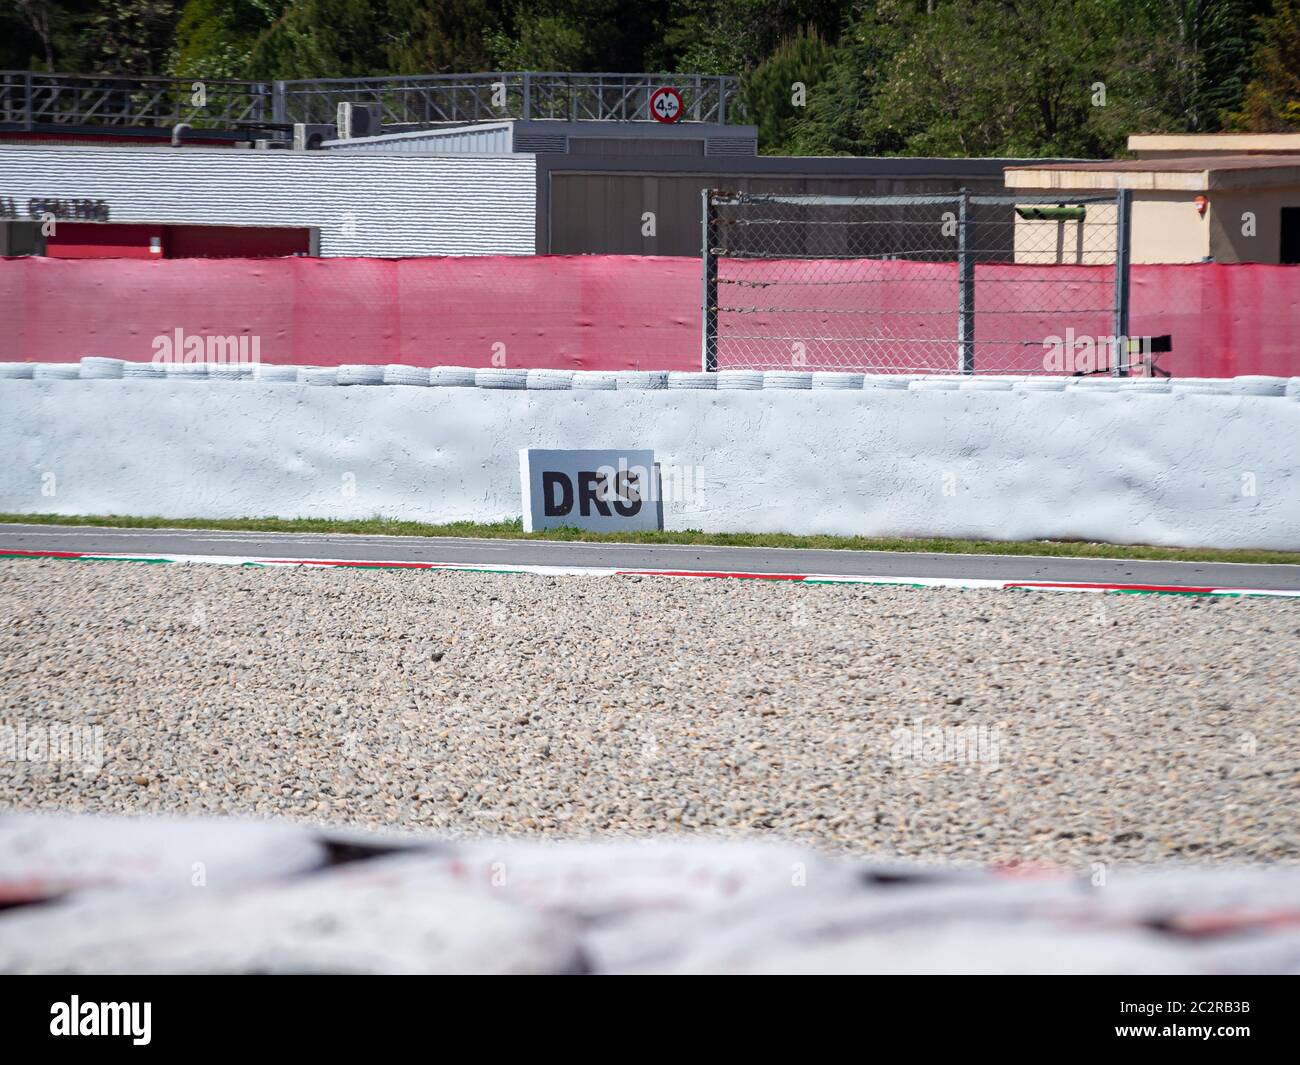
649,86,683,123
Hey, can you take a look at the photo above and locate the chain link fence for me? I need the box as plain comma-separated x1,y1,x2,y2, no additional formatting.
702,189,1134,375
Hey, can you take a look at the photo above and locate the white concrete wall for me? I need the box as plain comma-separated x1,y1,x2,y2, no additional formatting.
0,145,537,256
2,377,1297,549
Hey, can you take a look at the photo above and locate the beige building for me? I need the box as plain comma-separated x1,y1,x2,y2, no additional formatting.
1005,134,1300,265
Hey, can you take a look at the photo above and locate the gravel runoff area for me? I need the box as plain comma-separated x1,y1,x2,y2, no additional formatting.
2,557,1297,867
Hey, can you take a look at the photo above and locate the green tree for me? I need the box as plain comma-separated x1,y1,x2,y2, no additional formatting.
1195,1,1270,127
6,0,57,70
6,0,186,74
784,1,911,155
660,0,852,75
485,11,589,70
88,0,184,74
1233,0,1300,129
385,0,503,73
247,0,396,78
172,0,286,78
1126,1,1270,130
825,0,1195,158
484,1,671,72
742,29,837,152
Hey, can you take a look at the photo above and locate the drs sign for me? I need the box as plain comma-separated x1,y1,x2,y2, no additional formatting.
520,449,662,533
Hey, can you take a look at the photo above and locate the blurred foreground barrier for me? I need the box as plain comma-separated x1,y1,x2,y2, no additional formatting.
3,813,1300,974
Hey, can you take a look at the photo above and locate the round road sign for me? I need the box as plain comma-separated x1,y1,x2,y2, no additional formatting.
649,86,683,124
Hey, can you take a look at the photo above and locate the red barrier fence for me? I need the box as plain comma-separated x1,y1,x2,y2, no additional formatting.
0,254,1296,377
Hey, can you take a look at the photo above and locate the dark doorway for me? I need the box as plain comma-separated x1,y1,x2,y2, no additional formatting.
1281,207,1300,264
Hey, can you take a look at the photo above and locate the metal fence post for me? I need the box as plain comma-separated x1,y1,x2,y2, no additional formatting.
271,80,287,124
957,189,975,374
1112,188,1132,377
523,72,531,120
702,189,719,372
24,71,33,130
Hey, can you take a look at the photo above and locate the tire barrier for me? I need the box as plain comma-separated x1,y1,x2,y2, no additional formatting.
570,371,618,391
716,371,765,391
615,371,669,390
762,372,814,390
474,368,529,390
2,371,1297,548
32,363,80,380
79,357,125,380
667,372,718,390
811,372,864,390
335,365,386,387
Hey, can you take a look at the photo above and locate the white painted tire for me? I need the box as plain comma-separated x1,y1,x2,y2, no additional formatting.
252,364,300,383
571,372,618,390
667,372,718,390
33,363,81,380
383,364,432,386
79,357,125,379
0,362,35,379
429,367,477,387
121,362,165,379
1230,376,1286,396
301,368,338,386
615,371,668,390
206,364,252,381
1171,379,1232,395
526,370,575,390
474,368,529,389
811,372,864,390
164,363,208,380
762,372,813,390
716,371,764,390
336,364,385,386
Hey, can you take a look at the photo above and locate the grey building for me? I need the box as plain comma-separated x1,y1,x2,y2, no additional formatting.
0,139,1062,259
0,70,1073,259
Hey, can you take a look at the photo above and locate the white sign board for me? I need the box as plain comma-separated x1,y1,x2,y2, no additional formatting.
520,449,662,533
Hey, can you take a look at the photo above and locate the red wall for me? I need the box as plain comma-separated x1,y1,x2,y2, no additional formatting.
45,223,163,260
45,224,311,260
0,254,1295,377
165,226,311,258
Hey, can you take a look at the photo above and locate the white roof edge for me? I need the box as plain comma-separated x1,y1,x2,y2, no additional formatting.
322,121,515,148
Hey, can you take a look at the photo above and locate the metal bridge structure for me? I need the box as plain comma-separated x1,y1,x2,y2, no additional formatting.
0,71,744,135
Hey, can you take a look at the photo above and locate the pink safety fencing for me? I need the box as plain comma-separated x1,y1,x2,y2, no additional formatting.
0,254,1295,378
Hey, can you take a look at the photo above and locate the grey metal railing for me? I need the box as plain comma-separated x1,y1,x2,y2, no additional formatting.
0,71,271,129
276,72,742,126
1,71,744,130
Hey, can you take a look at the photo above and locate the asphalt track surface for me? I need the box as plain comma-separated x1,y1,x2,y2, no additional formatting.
1,522,1297,591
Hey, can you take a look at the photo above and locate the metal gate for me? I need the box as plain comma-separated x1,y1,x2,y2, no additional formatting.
702,188,1134,376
